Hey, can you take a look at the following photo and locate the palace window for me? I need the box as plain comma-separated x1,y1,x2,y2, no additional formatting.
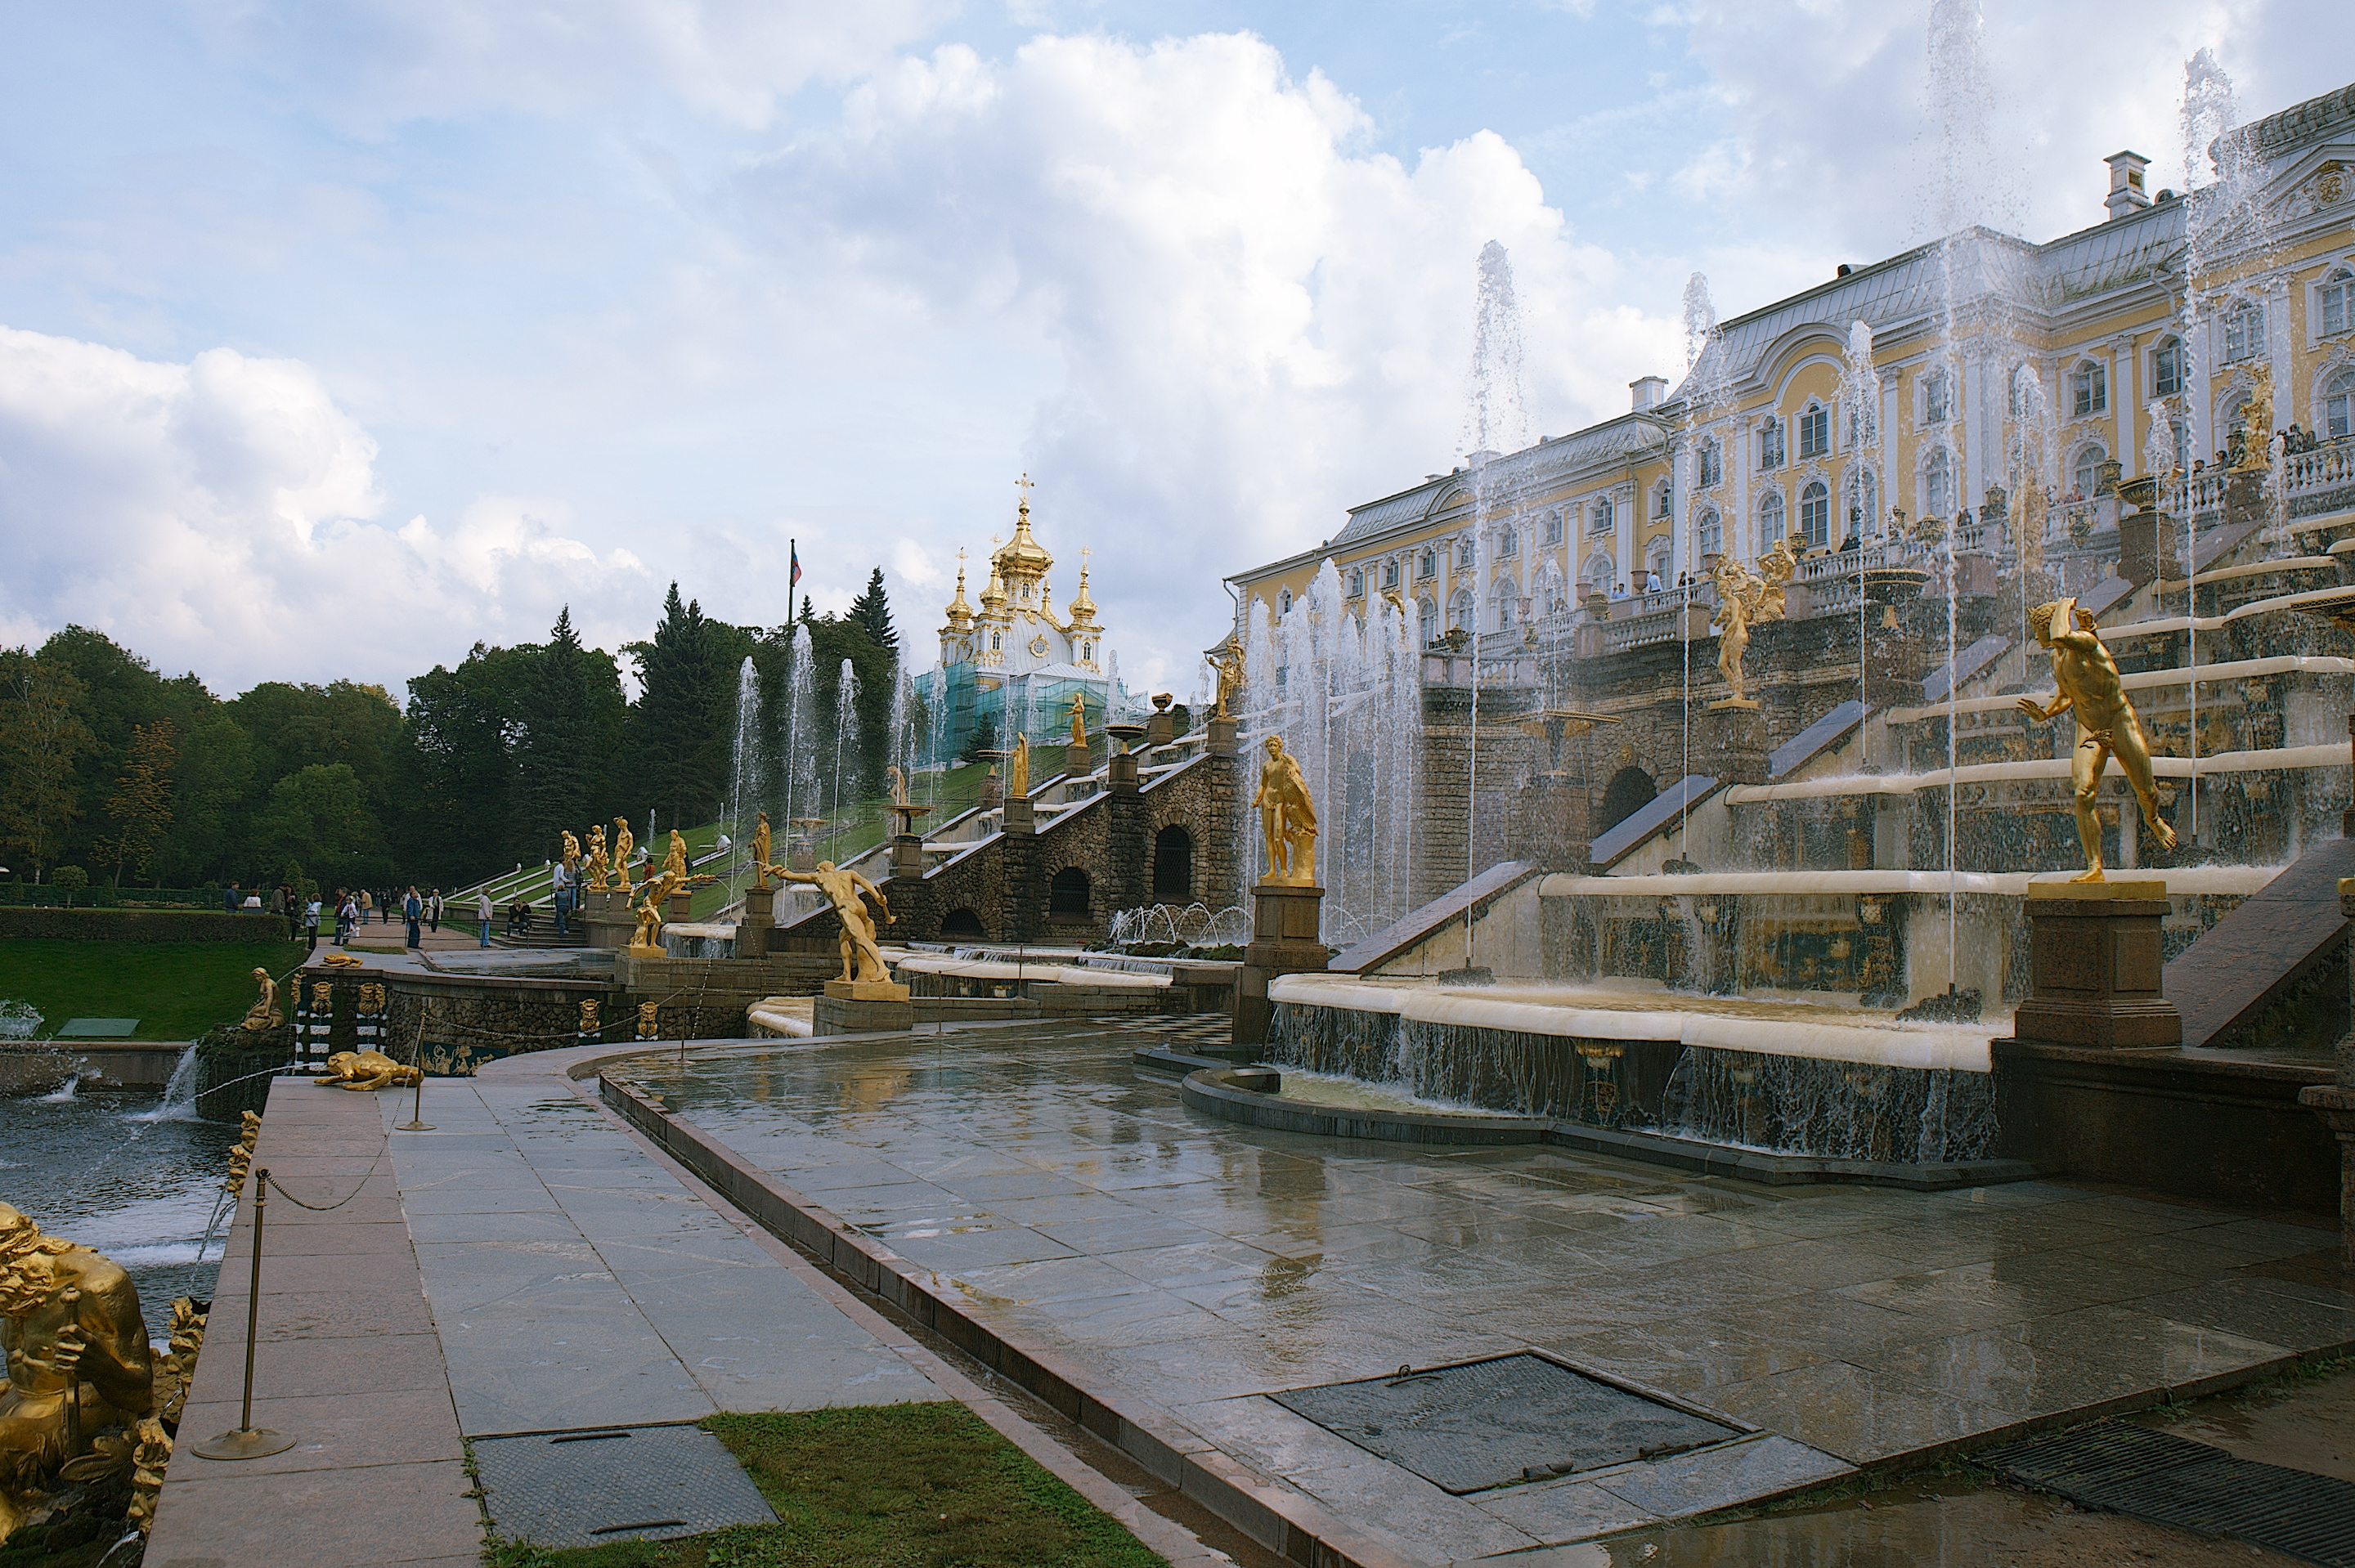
990,631,1001,651
1654,481,1673,519
1922,369,1952,424
1348,567,1364,598
1758,417,1786,469
1280,588,1293,614
1449,589,1474,629
2071,442,2108,500
1383,558,1400,589
2153,338,2185,396
1590,496,1615,535
1696,508,1722,555
1457,540,1475,570
2070,358,2108,416
1543,511,1563,545
1581,553,1613,593
2223,300,2265,363
2322,268,2354,338
2326,369,2355,440
1419,549,1436,580
1082,639,1094,661
1925,447,1954,518
1698,439,1722,488
1847,468,1879,535
1799,480,1831,549
1497,525,1518,558
1417,596,1437,625
1756,489,1786,553
1798,401,1829,459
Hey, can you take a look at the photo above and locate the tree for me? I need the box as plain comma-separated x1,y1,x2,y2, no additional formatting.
252,763,388,889
397,656,517,889
154,713,253,886
98,719,177,885
0,649,96,882
509,608,624,859
959,711,999,766
848,567,898,654
626,584,742,832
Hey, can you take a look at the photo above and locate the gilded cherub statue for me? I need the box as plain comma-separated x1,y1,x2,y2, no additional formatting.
584,823,611,891
2016,597,2179,881
1252,736,1318,885
316,1050,421,1091
770,862,897,984
1755,532,1800,620
0,1203,155,1543
240,967,282,1032
1010,735,1030,800
750,812,773,889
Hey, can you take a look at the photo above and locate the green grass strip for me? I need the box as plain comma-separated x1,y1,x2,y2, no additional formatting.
0,937,312,1041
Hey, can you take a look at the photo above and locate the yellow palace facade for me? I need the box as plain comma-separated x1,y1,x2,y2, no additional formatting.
1230,78,2355,638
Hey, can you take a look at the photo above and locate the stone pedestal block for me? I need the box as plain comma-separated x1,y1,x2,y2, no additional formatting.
1064,741,1091,778
891,833,926,880
2009,880,2181,1049
825,978,910,1002
737,885,775,955
814,988,916,1034
2117,504,2184,585
1003,797,1034,836
1516,773,1592,872
981,772,1004,809
1146,710,1174,748
1109,751,1140,793
582,888,635,950
1235,881,1327,1047
1208,718,1239,759
667,890,694,922
1701,702,1770,786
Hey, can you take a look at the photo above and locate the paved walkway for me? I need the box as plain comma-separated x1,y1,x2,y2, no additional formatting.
611,1019,2355,1566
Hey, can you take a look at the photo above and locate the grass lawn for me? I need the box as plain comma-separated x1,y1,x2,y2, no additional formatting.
0,938,312,1042
484,1404,1165,1568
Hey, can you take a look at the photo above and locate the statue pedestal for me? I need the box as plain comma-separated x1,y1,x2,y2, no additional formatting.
891,833,926,880
816,978,914,1035
583,889,635,950
1065,741,1091,778
1701,701,1770,786
667,890,694,922
1146,710,1174,748
1208,718,1239,759
1235,881,1326,1047
1003,797,1034,836
738,885,775,955
1109,751,1140,794
2007,879,2181,1049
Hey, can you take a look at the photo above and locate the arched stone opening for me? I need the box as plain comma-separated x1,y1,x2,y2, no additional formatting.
1152,827,1193,899
1599,766,1657,834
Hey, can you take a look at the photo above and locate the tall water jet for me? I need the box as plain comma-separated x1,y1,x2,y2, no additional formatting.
832,658,859,835
725,656,762,892
1841,320,1882,763
783,624,817,889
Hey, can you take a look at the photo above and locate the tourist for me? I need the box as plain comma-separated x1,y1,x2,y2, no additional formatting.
476,888,492,948
303,896,321,954
358,888,372,925
551,853,572,936
427,889,442,934
1645,570,1662,594
222,883,240,915
404,886,423,948
337,890,357,946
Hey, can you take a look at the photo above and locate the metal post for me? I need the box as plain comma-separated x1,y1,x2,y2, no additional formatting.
191,1167,295,1458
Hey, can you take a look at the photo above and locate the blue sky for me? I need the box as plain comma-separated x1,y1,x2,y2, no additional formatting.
2,1,2345,697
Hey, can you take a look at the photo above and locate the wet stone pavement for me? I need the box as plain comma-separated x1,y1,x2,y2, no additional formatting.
612,1019,2354,1565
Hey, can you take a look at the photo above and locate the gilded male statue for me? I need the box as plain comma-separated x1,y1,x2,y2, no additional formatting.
662,829,689,881
769,862,897,984
2016,597,2179,881
584,823,610,891
560,830,581,880
1213,640,1244,720
1252,736,1318,885
240,967,281,1032
612,818,635,881
0,1205,154,1539
630,866,687,951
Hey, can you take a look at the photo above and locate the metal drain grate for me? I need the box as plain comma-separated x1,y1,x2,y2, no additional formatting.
1985,1421,2355,1567
473,1424,780,1548
1269,1352,1740,1494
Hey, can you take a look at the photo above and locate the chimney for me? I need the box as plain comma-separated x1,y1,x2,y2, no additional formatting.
1630,375,1667,412
2103,151,2151,221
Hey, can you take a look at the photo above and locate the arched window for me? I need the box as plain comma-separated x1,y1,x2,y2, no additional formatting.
2071,443,2109,500
1416,596,1438,625
1382,558,1400,589
1758,417,1786,469
1922,369,1953,424
990,630,1001,651
1497,525,1518,558
1419,549,1436,580
1592,496,1615,535
1695,508,1722,555
1846,468,1879,535
1798,401,1829,459
1581,553,1613,593
1449,588,1475,629
1082,639,1094,662
1799,480,1831,548
1534,562,1566,615
1048,867,1091,919
2224,299,2265,363
1543,510,1564,545
1924,448,1954,518
1653,480,1673,519
1644,538,1671,585
1153,826,1193,898
2323,268,2354,338
2070,358,2108,416
1456,539,1475,570
1348,567,1364,598
1698,439,1722,488
2152,336,2186,396
2324,369,2354,441
1279,588,1293,614
1756,489,1786,553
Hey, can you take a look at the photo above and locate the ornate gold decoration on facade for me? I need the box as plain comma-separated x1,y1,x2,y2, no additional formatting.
239,968,281,1032
636,1001,660,1040
357,983,386,1016
1253,736,1319,885
225,1111,260,1195
579,998,601,1034
771,862,897,984
309,980,334,1012
2231,361,2276,472
2016,597,2179,880
316,1050,420,1091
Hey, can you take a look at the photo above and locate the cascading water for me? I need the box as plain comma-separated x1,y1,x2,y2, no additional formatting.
1841,319,1882,761
781,625,818,913
725,656,762,893
832,658,859,837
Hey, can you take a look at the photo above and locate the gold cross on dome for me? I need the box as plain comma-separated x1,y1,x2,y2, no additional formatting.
1016,473,1034,506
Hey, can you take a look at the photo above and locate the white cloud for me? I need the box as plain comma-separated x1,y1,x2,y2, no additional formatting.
748,31,1682,679
0,325,649,692
185,0,957,130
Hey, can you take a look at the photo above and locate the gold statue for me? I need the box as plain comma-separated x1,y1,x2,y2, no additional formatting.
357,983,385,1015
770,862,897,984
1213,639,1244,720
1707,548,1789,708
316,1050,421,1091
663,829,689,880
579,999,601,1034
0,1204,155,1543
612,818,635,880
225,1112,259,1196
1010,735,1030,800
629,867,687,952
560,830,581,882
1756,532,1800,620
321,951,363,969
750,812,773,889
2016,598,2179,880
2232,362,2276,473
239,967,281,1032
309,980,333,1012
887,766,910,808
1069,692,1088,746
636,1001,659,1040
1252,736,1318,885
584,823,611,891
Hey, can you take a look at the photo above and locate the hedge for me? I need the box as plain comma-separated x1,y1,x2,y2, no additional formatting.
0,907,296,943
0,885,221,909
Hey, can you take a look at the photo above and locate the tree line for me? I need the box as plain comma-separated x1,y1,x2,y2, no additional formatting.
0,570,904,897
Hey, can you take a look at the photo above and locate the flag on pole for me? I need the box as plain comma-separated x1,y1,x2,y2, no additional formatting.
790,539,801,591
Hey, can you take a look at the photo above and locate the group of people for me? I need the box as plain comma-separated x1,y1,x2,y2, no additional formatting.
290,885,447,952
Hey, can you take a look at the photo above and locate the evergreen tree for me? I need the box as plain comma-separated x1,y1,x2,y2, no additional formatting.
626,583,742,832
509,608,605,860
849,567,898,654
800,594,814,625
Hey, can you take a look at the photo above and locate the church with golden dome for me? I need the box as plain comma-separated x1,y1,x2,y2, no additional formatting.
923,477,1119,761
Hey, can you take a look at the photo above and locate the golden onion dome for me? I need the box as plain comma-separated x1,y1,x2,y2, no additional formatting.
1067,560,1099,628
994,482,1054,582
941,562,974,627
